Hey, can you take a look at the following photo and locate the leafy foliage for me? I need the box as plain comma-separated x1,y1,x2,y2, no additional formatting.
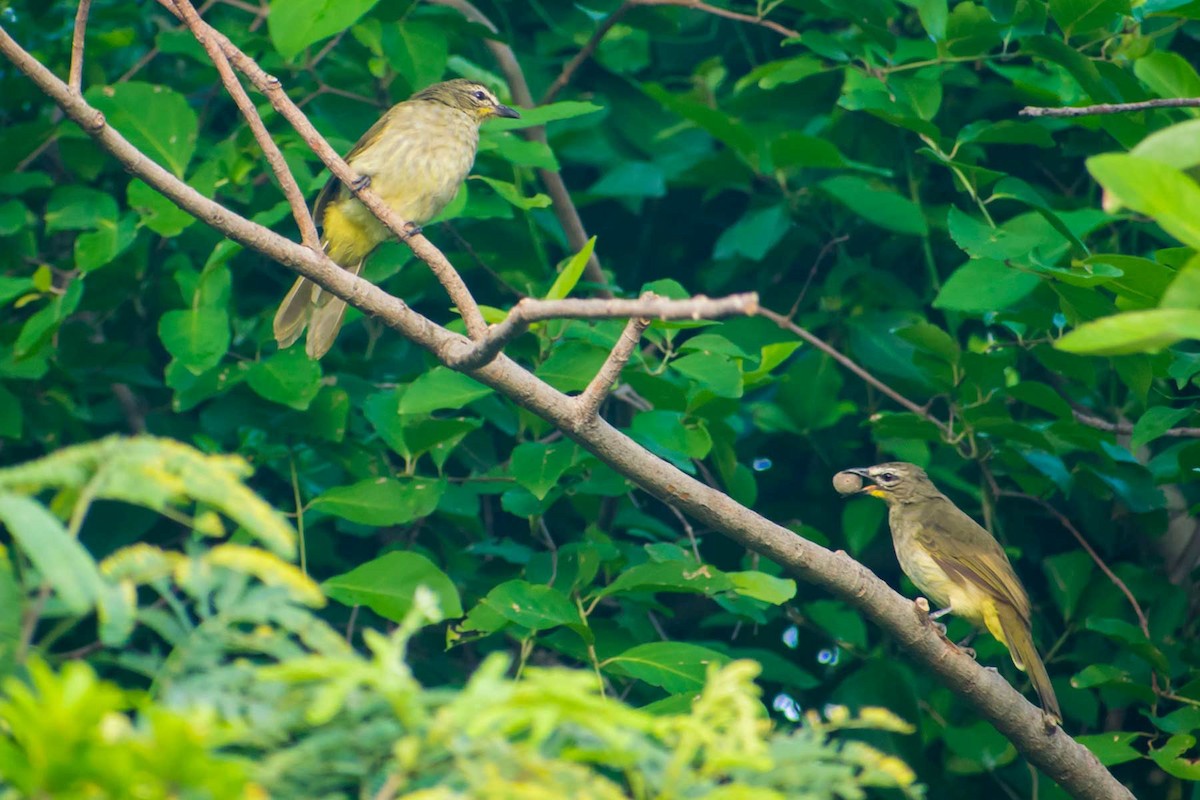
4,0,1200,796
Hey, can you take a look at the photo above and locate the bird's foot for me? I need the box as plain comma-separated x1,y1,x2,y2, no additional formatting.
351,175,371,192
958,646,977,660
400,223,424,240
913,598,952,640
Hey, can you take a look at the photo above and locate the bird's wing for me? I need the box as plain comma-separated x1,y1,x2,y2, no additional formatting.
913,501,1032,620
312,105,399,227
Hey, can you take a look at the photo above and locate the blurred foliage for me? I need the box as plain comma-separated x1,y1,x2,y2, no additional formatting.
4,0,1200,796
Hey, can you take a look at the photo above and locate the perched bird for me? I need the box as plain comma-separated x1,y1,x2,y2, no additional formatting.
835,462,1062,724
273,79,520,359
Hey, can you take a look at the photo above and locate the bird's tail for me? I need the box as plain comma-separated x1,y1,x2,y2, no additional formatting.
273,276,317,349
996,604,1062,724
304,260,364,360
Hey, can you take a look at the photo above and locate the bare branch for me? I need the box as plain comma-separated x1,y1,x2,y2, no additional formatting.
1020,97,1200,117
447,293,757,370
1072,408,1200,439
0,22,1134,797
576,315,651,420
158,0,489,339
426,0,612,297
69,0,92,91
171,0,320,251
761,308,952,437
541,2,635,105
635,0,800,39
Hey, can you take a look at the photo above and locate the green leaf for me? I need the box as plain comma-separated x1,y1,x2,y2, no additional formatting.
605,642,730,693
323,551,462,621
247,348,322,410
158,308,230,375
86,83,198,178
1076,732,1142,766
1056,309,1200,356
545,236,595,300
311,477,445,526
485,101,603,132
1135,51,1200,102
587,162,666,199
535,341,610,393
44,186,117,232
1160,253,1200,309
472,176,551,210
0,493,102,615
128,178,194,237
0,384,21,440
597,560,733,598
383,20,448,91
1085,617,1169,673
0,549,21,677
1072,663,1132,689
462,580,579,633
399,367,492,414
1151,734,1200,779
629,410,712,466
1050,0,1130,37
1088,154,1200,249
1131,406,1193,450
713,204,790,261
820,176,927,236
0,199,29,236
509,442,576,501
805,599,869,649
842,497,885,557
1043,550,1093,621
74,213,137,273
268,0,380,60
934,259,1040,312
727,571,796,604
669,351,743,398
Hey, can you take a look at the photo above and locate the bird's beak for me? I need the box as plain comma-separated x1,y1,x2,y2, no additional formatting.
494,104,521,119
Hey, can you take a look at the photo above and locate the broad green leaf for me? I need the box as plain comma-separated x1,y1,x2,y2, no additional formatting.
820,176,927,236
727,571,796,604
1135,51,1200,103
399,367,492,414
247,348,322,410
312,477,445,526
1056,309,1200,355
1130,118,1200,172
462,580,579,633
1151,734,1200,779
842,497,885,557
324,551,462,621
604,642,730,693
44,186,116,232
0,384,21,439
0,493,102,614
669,351,743,398
545,236,596,300
1050,0,1129,37
383,20,448,91
86,83,198,178
629,410,712,466
1088,154,1200,248
1076,732,1143,766
597,560,733,598
1043,550,1093,621
805,599,869,649
509,442,576,500
587,163,666,199
713,204,790,261
268,0,380,60
1131,406,1193,450
0,199,29,236
0,549,20,677
485,101,603,131
1160,253,1200,308
934,259,1040,312
535,341,610,393
158,308,230,375
472,176,551,210
74,213,137,273
128,178,194,237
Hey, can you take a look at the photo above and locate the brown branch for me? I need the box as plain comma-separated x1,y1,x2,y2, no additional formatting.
576,314,651,420
426,0,612,298
1020,97,1200,117
635,0,800,39
1072,408,1200,439
0,23,1134,798
541,2,635,105
69,0,92,91
761,308,952,437
158,0,489,339
446,293,757,370
171,0,320,251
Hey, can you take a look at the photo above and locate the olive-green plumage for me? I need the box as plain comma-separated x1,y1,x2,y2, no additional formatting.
273,79,519,359
845,462,1062,724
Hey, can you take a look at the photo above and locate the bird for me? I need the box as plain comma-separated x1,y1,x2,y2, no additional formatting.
834,461,1062,725
273,79,520,359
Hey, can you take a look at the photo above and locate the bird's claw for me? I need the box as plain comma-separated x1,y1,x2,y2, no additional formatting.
400,223,423,240
958,646,976,660
351,175,371,192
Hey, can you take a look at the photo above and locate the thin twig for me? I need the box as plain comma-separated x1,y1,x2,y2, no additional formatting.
159,0,488,338
69,0,92,92
446,293,758,371
788,234,848,317
1072,408,1200,439
171,0,321,250
635,0,799,39
761,307,952,437
541,2,635,105
576,315,651,419
1020,97,1200,117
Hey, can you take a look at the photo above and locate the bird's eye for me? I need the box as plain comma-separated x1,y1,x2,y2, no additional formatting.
473,90,487,101
880,472,897,482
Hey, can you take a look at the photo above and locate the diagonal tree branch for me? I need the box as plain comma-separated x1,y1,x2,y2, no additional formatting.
0,21,1131,799
541,1,636,105
69,0,92,92
576,314,651,421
